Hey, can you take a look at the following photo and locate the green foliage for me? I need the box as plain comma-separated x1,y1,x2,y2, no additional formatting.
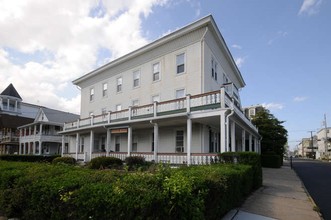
251,108,288,161
0,155,59,163
88,156,123,169
220,152,262,189
52,157,76,165
261,152,281,168
0,161,257,219
124,156,152,171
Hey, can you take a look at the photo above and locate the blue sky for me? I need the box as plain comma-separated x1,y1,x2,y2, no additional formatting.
0,0,330,150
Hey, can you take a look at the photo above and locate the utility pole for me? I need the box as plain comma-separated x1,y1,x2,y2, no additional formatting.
308,130,315,159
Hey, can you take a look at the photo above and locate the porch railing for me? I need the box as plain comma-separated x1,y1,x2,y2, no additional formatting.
64,89,237,131
85,152,219,165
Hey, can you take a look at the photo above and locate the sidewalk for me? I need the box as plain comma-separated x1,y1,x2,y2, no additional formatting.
223,162,321,220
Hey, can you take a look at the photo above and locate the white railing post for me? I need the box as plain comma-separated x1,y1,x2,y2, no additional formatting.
107,111,111,124
128,107,132,120
153,102,157,117
77,119,80,129
220,88,225,108
186,94,191,113
90,115,94,126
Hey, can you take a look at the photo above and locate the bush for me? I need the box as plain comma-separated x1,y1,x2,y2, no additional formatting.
0,155,59,163
261,152,281,168
0,161,257,219
52,157,76,165
124,156,150,171
220,152,262,189
88,156,123,169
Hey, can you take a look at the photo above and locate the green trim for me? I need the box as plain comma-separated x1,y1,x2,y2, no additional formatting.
132,114,154,120
157,109,186,116
191,103,220,111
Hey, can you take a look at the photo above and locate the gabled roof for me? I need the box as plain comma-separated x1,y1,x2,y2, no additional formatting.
36,107,80,124
0,83,22,100
73,15,245,88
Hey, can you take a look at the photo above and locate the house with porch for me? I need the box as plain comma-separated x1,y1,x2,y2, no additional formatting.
18,108,79,156
60,15,261,165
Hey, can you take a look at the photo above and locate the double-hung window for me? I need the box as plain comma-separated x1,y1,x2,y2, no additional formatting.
176,53,185,74
175,130,184,153
176,89,185,109
153,62,160,81
117,77,122,93
102,83,108,97
211,57,218,81
90,88,94,101
133,70,140,88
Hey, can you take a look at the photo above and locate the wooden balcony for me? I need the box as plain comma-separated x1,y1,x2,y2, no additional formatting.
63,88,239,131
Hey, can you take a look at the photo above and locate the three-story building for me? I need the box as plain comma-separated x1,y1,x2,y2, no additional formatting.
60,15,261,164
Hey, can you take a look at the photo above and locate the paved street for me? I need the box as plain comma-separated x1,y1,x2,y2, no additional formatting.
293,159,331,220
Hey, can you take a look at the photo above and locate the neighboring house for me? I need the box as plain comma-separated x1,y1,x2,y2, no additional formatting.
244,105,264,120
315,127,331,159
299,137,318,158
0,84,38,154
60,15,261,164
18,108,79,156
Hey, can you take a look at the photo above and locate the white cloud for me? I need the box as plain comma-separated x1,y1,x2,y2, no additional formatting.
298,0,323,16
0,0,168,114
293,96,308,102
234,57,245,68
232,44,242,50
268,31,288,45
262,102,284,111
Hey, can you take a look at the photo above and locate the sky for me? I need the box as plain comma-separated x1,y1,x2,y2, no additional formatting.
0,0,330,151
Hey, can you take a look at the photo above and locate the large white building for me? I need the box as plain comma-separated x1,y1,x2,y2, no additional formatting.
60,15,261,164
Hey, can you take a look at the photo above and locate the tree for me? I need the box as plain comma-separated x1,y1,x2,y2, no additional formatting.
251,108,288,157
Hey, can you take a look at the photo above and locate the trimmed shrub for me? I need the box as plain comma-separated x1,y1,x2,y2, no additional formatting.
52,157,76,165
124,156,151,171
88,156,123,169
261,153,281,168
220,152,262,189
0,155,59,163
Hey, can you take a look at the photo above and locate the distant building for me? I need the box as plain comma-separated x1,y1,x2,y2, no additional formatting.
0,84,39,154
0,83,79,155
315,127,331,159
18,107,79,155
244,105,264,120
299,137,318,158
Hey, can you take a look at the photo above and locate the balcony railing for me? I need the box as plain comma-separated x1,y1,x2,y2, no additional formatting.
63,89,240,131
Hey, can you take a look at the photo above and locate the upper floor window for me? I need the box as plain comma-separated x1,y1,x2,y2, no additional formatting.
102,83,108,97
101,108,107,115
223,73,229,84
90,88,94,101
116,104,122,111
152,62,160,81
211,57,218,81
176,89,185,99
132,99,139,107
133,70,140,88
152,95,160,103
176,53,185,74
117,77,122,93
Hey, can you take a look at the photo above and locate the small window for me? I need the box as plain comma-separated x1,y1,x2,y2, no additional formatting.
117,77,122,93
101,108,107,116
116,104,122,111
215,63,218,81
132,99,139,107
153,62,160,81
132,135,138,152
80,137,85,153
102,83,108,97
115,136,120,152
176,130,184,153
90,88,94,101
211,58,214,78
152,95,160,103
133,70,140,88
176,89,185,99
176,53,185,74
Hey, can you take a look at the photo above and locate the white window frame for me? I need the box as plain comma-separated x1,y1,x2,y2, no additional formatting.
90,88,94,102
152,62,160,81
132,99,139,116
102,82,108,97
116,77,122,93
176,53,185,74
133,70,140,88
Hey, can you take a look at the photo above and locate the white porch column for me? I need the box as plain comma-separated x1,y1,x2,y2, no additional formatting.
89,130,94,161
19,129,22,155
106,129,111,156
61,135,65,156
153,123,159,163
254,137,258,153
15,100,17,112
39,124,43,135
230,121,236,152
39,141,42,155
249,134,252,152
127,127,132,157
220,112,226,153
187,118,192,165
28,142,31,154
242,130,246,152
75,133,80,160
23,143,26,155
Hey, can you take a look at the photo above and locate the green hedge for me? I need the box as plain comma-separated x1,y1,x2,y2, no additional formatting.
219,152,262,189
0,161,257,219
0,155,60,163
261,153,281,168
88,156,123,169
52,157,76,165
